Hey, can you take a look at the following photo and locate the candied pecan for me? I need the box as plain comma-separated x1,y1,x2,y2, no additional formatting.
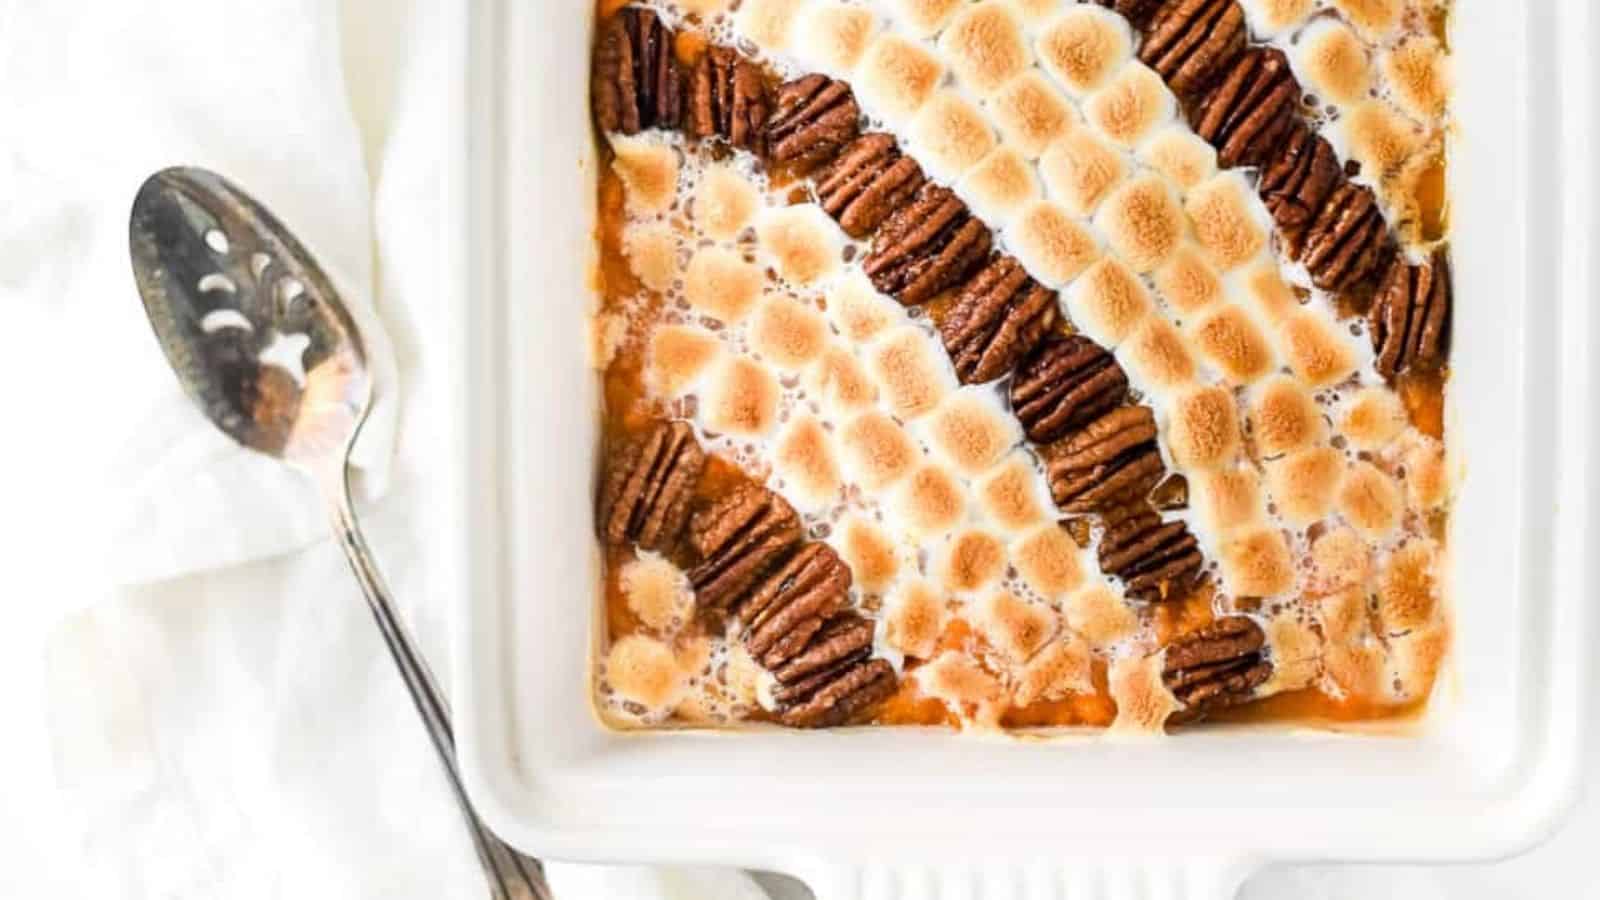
1097,505,1204,602
743,543,852,667
815,133,925,238
1162,617,1272,724
591,14,640,134
1092,0,1165,28
1140,0,1247,98
864,184,992,306
687,485,801,610
1369,251,1451,379
1047,406,1164,513
593,9,682,134
940,256,1060,384
1192,47,1298,168
1301,181,1388,292
1010,335,1128,443
771,613,875,685
597,421,705,552
688,46,769,151
777,658,898,728
1259,124,1341,255
765,74,860,169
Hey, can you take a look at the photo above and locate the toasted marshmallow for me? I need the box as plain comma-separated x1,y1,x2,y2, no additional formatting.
1238,259,1302,323
619,552,693,632
1035,5,1132,97
989,71,1079,158
1221,526,1297,597
1339,461,1401,538
1096,174,1183,272
1297,18,1370,107
1138,127,1218,194
957,146,1042,226
838,409,921,490
909,91,1001,182
702,356,781,437
868,325,959,420
1039,129,1128,216
1121,316,1196,392
606,635,689,710
1384,35,1450,120
1193,465,1266,536
693,165,761,241
1011,522,1087,597
1326,639,1386,698
806,343,880,417
1341,100,1422,178
1189,304,1275,384
1310,525,1372,593
1331,0,1401,39
1261,614,1323,694
895,463,968,538
592,311,627,372
684,247,763,323
1153,245,1224,315
611,134,680,214
1084,62,1174,148
1065,582,1138,647
757,205,842,286
1165,385,1242,471
1008,200,1102,287
974,590,1059,661
883,578,949,658
856,33,946,124
750,294,827,370
825,273,906,344
1014,637,1095,703
793,2,880,77
974,452,1052,533
1065,256,1153,347
1402,435,1450,510
621,222,679,292
676,0,732,14
1004,0,1067,26
1318,584,1368,644
1377,540,1440,634
1249,375,1325,456
1341,386,1406,450
939,2,1032,96
1109,652,1179,733
836,514,907,592
1185,173,1268,272
735,0,806,50
883,0,963,37
1388,622,1450,702
773,415,842,509
917,651,1006,722
1267,446,1345,525
647,325,723,397
1280,311,1357,387
924,387,1020,475
940,529,1008,593
1239,0,1313,37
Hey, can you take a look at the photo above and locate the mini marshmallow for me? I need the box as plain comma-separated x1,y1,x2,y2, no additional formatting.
806,343,880,417
1220,526,1297,597
924,387,1021,476
1153,244,1224,315
734,0,806,51
939,528,1008,593
855,33,946,125
868,325,960,420
883,0,964,37
939,2,1032,96
792,2,879,77
1341,386,1407,450
757,204,842,286
1065,582,1137,648
973,451,1052,533
1339,461,1402,538
1238,0,1314,37
1084,62,1174,148
1193,464,1267,536
825,273,906,344
1340,99,1423,178
1121,315,1196,392
1010,522,1087,598
957,146,1043,227
694,165,761,240
1039,128,1129,216
1296,18,1371,107
1035,5,1132,97
684,247,762,323
1377,540,1440,634
909,91,1000,182
1331,0,1402,39
1165,385,1242,471
1095,174,1183,273
836,514,907,592
773,415,843,509
1249,375,1325,457
1185,173,1268,272
1279,311,1357,387
838,409,921,489
1065,256,1153,348
701,356,782,437
1267,446,1345,525
1008,200,1102,287
895,463,968,538
988,70,1078,158
883,579,949,658
973,590,1059,661
621,222,678,292
1188,303,1275,384
1138,126,1217,194
611,134,680,214
750,294,828,370
647,324,722,397
1384,35,1450,120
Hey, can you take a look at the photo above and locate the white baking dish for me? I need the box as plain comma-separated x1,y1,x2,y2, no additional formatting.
444,2,1598,896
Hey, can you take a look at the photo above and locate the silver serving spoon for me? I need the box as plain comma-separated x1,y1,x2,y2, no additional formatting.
129,166,552,900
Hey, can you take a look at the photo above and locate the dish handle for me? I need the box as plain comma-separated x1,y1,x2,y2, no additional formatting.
797,856,1255,900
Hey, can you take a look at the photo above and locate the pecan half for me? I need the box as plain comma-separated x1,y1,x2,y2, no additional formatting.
940,256,1060,384
1258,124,1341,256
1192,47,1298,168
1369,251,1450,379
864,184,992,306
591,14,640,135
1047,406,1165,513
597,421,705,552
771,613,875,686
777,657,898,728
765,75,861,169
1140,0,1247,98
687,485,801,610
1097,505,1204,602
1162,617,1272,725
1091,0,1165,29
742,543,853,667
816,133,925,238
592,9,682,135
1301,181,1388,292
1010,335,1128,443
688,46,769,151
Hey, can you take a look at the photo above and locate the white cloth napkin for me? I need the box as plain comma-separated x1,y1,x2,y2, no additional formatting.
0,1,1593,898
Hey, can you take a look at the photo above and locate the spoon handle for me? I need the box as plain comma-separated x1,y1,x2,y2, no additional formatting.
322,463,554,900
